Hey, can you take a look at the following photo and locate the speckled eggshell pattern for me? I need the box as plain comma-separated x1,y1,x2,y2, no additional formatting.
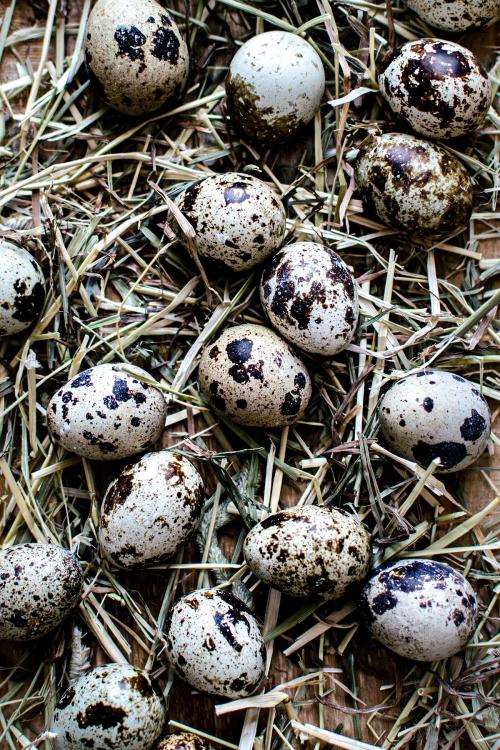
99,450,204,568
379,370,491,473
176,173,286,272
0,240,45,337
379,39,491,139
0,543,83,641
198,323,312,428
407,0,499,34
164,588,266,698
50,664,166,750
226,31,325,143
244,506,372,599
260,242,359,355
48,363,167,461
360,559,478,661
85,0,189,115
155,733,213,750
354,133,473,238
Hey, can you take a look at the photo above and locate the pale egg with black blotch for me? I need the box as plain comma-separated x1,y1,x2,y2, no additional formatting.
155,733,213,750
0,239,45,337
407,1,499,36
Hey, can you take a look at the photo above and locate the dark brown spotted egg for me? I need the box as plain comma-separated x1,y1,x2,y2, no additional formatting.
0,543,83,641
0,239,45,337
354,133,473,239
360,559,478,661
164,589,266,698
155,733,213,750
50,664,166,750
379,39,491,139
407,0,499,34
48,363,167,461
85,0,189,115
198,323,312,428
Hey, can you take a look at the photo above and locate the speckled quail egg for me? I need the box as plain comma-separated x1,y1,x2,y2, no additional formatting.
379,370,491,473
354,133,473,239
99,450,204,568
0,543,83,641
226,31,325,143
48,363,167,461
260,242,359,356
198,323,312,428
85,0,189,115
155,733,213,750
244,506,372,599
50,663,166,750
0,239,44,337
360,559,478,661
407,0,499,34
176,173,286,272
379,39,491,139
164,588,265,698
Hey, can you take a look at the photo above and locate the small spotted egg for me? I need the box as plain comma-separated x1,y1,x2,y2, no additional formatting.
198,323,312,428
244,506,372,599
354,133,473,239
155,733,213,750
0,543,83,641
0,239,45,337
99,450,204,568
360,559,478,661
48,363,167,461
260,242,359,356
226,31,325,143
50,664,166,750
85,0,189,115
407,0,499,33
176,173,286,272
164,588,266,698
379,39,491,139
378,369,491,473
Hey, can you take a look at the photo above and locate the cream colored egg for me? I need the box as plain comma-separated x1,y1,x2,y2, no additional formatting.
155,734,213,750
407,0,499,33
0,240,44,337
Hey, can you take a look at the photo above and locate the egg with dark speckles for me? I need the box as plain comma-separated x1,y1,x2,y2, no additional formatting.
360,559,478,661
379,370,491,472
164,588,266,698
50,664,166,750
155,734,213,750
0,240,45,337
198,323,312,428
407,0,499,34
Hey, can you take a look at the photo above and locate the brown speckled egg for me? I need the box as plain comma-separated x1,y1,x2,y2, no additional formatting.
85,0,189,115
379,39,491,139
407,0,499,33
155,732,213,750
0,543,83,641
198,323,312,428
0,240,45,337
354,133,473,238
244,506,372,599
48,363,167,461
176,173,286,272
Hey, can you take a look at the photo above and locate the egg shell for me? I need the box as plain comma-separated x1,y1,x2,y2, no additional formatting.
226,31,325,143
155,733,213,750
379,39,491,139
379,370,491,473
50,664,166,750
244,506,372,599
360,559,478,661
0,240,45,337
260,242,359,355
198,323,312,428
99,450,204,568
164,588,266,698
48,363,167,461
354,133,473,239
85,0,189,115
0,543,83,641
176,173,286,272
407,0,499,34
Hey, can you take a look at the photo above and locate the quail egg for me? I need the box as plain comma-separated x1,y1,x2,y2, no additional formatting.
260,242,359,356
155,733,213,750
0,543,83,641
379,369,491,473
407,0,499,34
176,173,286,272
354,133,473,238
50,663,166,750
164,588,266,698
360,559,478,661
0,239,45,337
48,363,167,461
85,0,189,115
226,31,325,143
198,323,312,428
244,506,372,599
